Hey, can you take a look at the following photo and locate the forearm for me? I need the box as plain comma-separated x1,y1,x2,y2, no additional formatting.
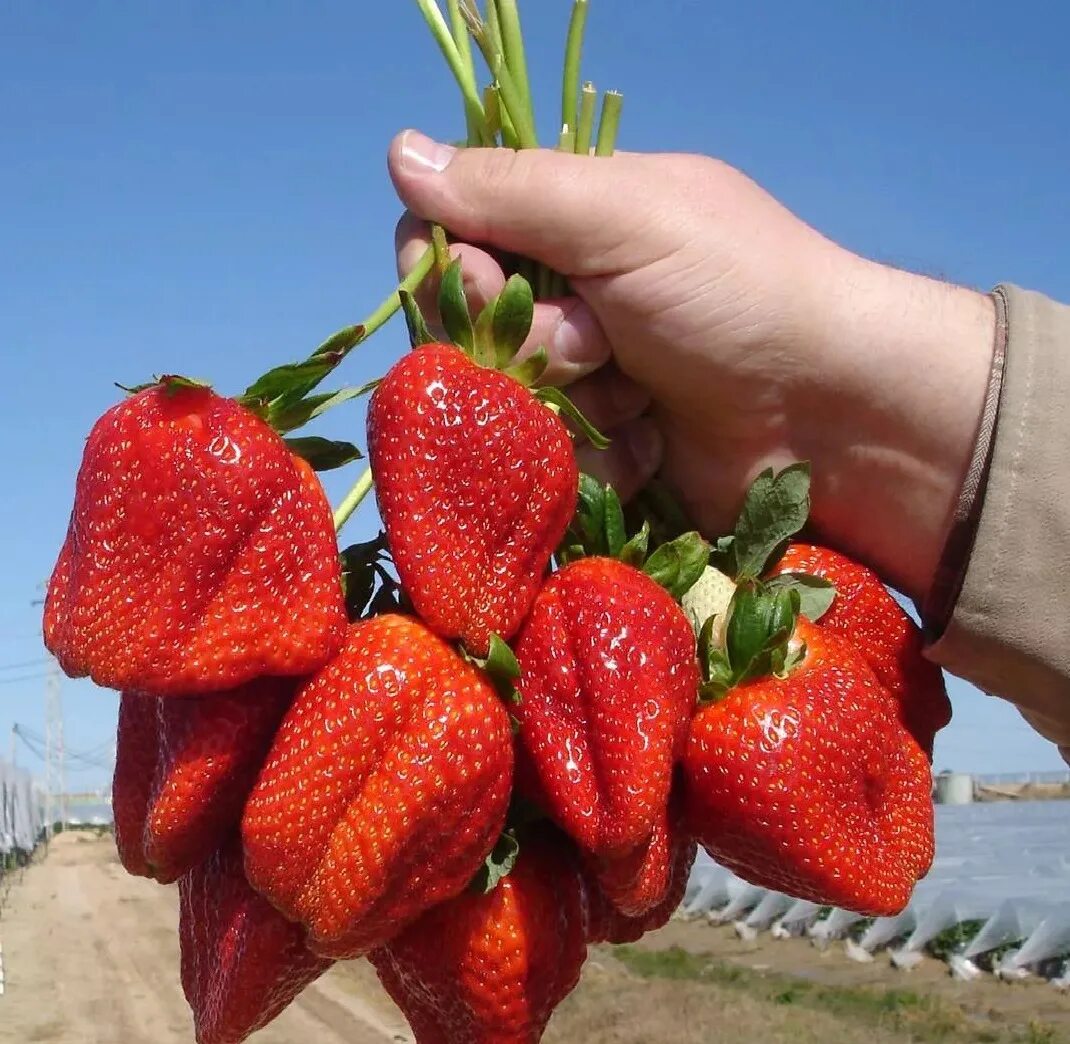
797,246,996,604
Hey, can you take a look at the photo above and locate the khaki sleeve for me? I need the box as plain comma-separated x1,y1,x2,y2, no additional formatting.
926,285,1070,763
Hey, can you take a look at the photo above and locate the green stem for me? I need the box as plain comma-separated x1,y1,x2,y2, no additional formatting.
333,466,375,533
560,0,589,136
491,53,538,149
446,0,481,146
413,0,492,145
494,0,536,141
575,82,597,154
595,90,623,156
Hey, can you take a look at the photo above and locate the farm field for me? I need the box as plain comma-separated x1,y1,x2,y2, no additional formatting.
1,833,1067,1043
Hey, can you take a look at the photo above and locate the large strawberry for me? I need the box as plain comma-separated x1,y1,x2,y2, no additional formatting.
512,556,699,859
43,379,347,696
370,833,587,1044
584,808,696,945
769,543,951,757
583,787,696,921
113,678,292,884
367,342,577,657
179,837,331,1044
241,614,514,958
683,615,934,916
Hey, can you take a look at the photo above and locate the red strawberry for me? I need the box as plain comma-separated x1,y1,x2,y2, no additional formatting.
43,379,346,696
242,615,514,958
770,543,951,756
113,678,292,884
682,618,934,916
179,837,331,1044
367,344,577,657
512,557,698,858
370,833,587,1044
583,788,696,922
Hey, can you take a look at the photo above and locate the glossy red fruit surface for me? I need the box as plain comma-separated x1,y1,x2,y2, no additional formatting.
179,838,331,1044
43,381,347,696
513,557,699,857
113,678,292,883
371,835,588,1044
771,543,951,756
368,344,577,657
242,615,514,958
683,619,934,916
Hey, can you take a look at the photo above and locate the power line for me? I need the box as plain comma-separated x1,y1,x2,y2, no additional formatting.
0,672,51,687
0,657,50,673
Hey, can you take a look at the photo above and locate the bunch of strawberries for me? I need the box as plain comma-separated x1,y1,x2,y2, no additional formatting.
41,256,950,1043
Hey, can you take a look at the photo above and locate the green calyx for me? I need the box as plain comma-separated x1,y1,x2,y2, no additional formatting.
557,474,710,601
401,251,609,445
117,374,210,396
339,533,404,620
464,633,522,712
698,580,805,702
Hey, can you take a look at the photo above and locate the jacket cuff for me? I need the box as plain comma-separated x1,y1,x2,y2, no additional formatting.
925,285,1070,760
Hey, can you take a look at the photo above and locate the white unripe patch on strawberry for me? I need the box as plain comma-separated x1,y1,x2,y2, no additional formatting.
680,565,737,646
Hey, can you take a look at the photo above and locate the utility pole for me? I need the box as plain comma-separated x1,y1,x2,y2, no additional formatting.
8,725,15,768
43,657,65,837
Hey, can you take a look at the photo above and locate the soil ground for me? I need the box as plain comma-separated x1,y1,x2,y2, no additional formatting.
1,833,1067,1043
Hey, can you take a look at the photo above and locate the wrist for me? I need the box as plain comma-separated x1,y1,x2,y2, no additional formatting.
799,248,996,602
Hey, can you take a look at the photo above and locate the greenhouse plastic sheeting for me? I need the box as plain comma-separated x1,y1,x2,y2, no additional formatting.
684,800,1070,973
0,759,45,854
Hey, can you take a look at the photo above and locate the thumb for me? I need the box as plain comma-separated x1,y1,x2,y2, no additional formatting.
388,130,676,279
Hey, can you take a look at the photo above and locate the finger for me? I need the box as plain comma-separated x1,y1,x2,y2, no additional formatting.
388,130,682,278
575,417,664,503
523,298,612,386
397,212,612,384
559,366,651,437
395,213,507,325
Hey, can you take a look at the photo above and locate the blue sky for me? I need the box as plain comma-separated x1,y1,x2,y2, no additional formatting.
2,2,1068,788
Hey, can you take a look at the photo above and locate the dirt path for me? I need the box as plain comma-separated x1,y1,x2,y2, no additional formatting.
0,833,412,1044
3,833,1067,1044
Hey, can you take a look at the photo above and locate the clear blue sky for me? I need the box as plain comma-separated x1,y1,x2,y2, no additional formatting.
2,2,1068,788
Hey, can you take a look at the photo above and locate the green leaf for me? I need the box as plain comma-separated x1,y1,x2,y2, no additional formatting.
491,274,535,367
269,382,379,434
471,633,522,705
643,532,710,600
284,437,363,472
765,572,836,623
471,830,520,894
574,473,608,551
240,358,338,408
603,486,627,558
724,583,801,685
339,534,390,620
400,289,435,348
730,462,812,580
157,374,210,397
438,259,475,355
533,386,610,449
310,323,365,359
619,520,650,567
502,345,548,387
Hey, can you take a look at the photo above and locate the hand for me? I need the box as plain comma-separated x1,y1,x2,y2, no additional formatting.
388,130,995,604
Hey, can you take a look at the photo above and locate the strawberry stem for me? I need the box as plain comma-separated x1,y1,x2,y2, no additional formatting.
595,90,623,156
561,0,589,137
574,82,597,154
446,0,482,146
332,466,375,533
413,0,492,144
494,0,536,141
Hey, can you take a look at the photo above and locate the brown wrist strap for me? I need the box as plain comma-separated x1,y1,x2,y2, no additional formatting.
921,286,1008,640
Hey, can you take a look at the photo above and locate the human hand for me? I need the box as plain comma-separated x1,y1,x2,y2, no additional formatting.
388,130,995,605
